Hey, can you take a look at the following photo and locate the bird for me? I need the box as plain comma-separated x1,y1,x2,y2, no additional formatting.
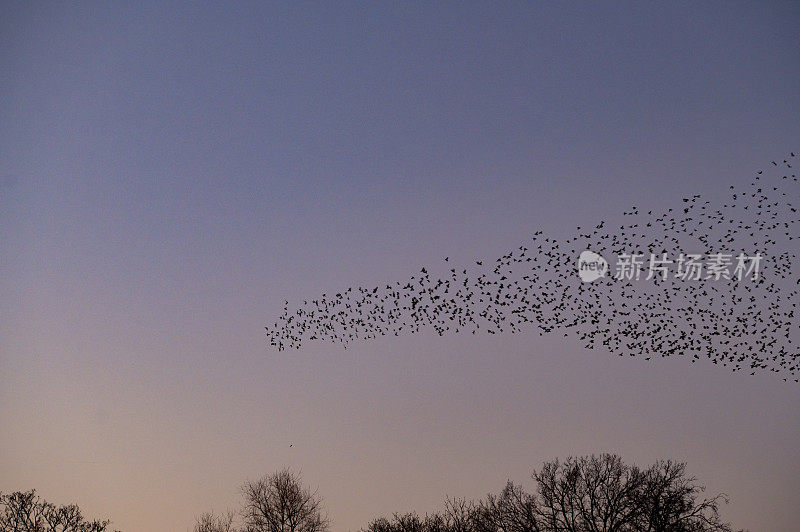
266,152,800,381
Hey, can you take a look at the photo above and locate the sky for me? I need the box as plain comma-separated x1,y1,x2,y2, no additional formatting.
1,2,799,531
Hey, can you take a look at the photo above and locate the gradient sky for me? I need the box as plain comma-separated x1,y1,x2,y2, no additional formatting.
2,2,799,531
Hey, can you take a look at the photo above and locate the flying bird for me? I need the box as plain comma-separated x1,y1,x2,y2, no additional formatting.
266,152,800,382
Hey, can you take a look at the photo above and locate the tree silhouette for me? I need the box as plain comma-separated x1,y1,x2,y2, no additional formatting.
635,460,731,532
363,454,738,532
194,510,237,532
240,469,329,532
0,489,117,532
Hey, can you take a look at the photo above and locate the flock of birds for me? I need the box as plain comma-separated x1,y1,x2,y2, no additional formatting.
266,154,799,381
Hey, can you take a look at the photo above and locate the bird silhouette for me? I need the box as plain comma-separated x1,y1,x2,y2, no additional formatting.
266,153,799,382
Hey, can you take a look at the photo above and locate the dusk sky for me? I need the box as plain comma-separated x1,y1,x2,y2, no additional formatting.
2,2,800,531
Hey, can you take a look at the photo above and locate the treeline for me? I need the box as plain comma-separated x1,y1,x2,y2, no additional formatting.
195,454,742,532
362,454,740,532
1,454,743,532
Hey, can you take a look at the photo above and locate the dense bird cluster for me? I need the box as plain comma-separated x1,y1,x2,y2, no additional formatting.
267,154,799,381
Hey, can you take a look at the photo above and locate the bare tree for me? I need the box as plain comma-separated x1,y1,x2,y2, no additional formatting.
530,454,734,532
362,454,737,532
477,481,541,532
443,497,479,532
0,489,117,532
363,512,450,532
532,454,643,532
241,468,329,532
634,460,732,532
195,510,237,532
